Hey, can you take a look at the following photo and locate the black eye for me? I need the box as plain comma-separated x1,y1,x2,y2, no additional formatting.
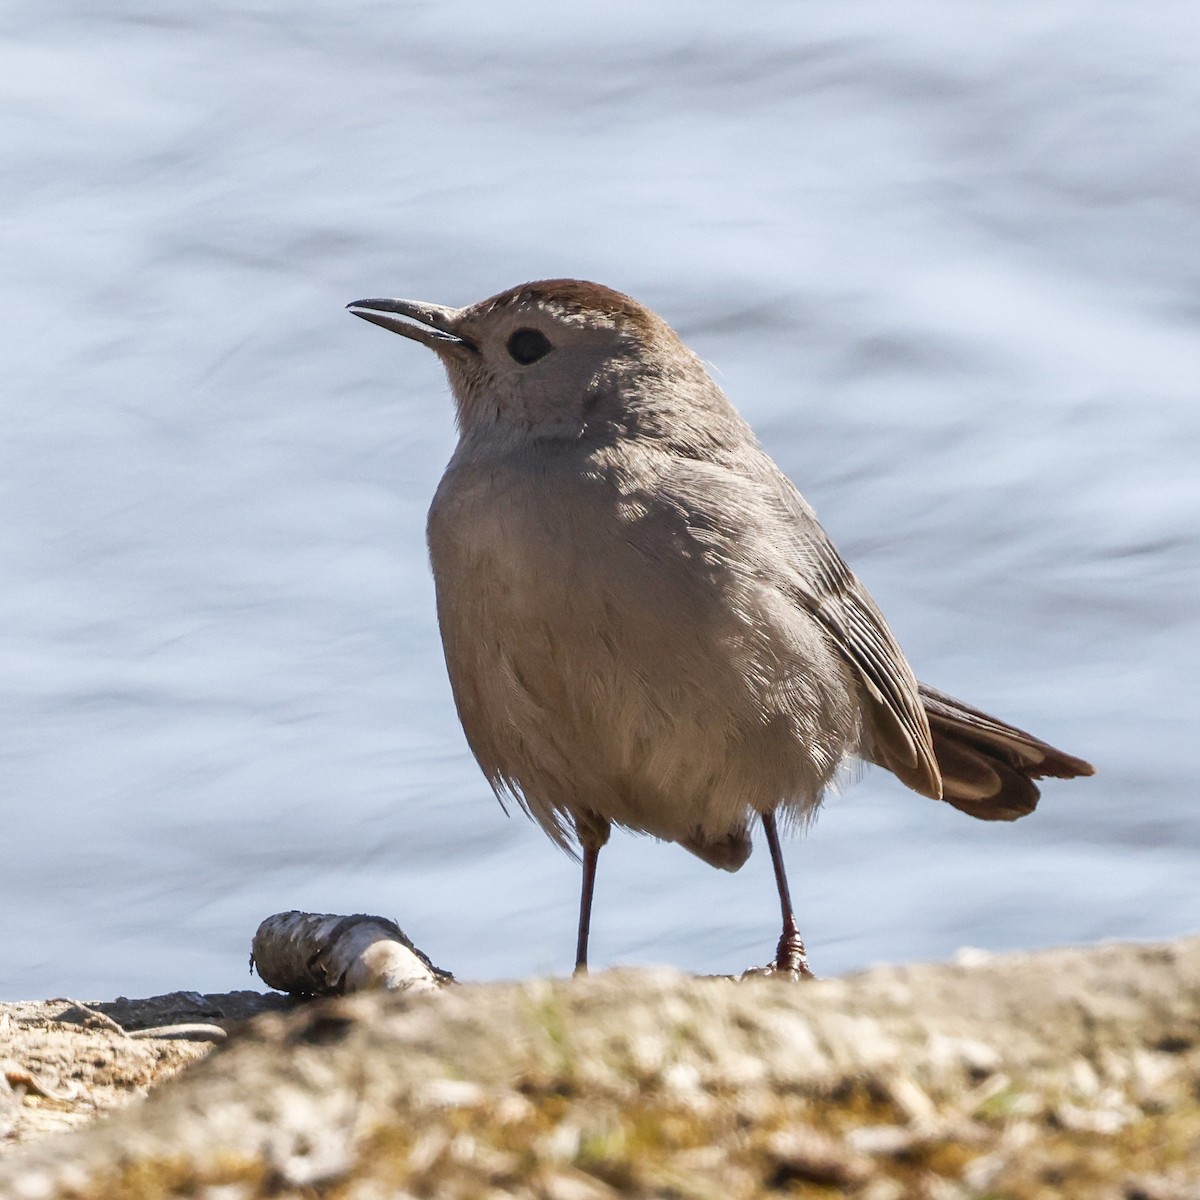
506,328,553,365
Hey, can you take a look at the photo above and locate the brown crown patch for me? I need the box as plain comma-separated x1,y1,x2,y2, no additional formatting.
471,279,662,334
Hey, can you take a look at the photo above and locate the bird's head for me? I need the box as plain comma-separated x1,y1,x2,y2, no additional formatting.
348,279,740,451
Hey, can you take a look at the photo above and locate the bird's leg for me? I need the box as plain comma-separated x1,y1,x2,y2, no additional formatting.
572,812,611,976
574,842,601,975
761,810,814,979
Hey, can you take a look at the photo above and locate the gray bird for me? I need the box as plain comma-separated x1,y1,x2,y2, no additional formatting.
348,279,1093,977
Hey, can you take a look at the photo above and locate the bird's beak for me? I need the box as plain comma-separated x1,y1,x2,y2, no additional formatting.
345,297,474,352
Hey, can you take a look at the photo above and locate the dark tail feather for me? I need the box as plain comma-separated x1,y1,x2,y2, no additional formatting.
918,682,1095,821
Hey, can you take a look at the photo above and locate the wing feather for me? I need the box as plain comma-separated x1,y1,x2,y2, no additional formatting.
763,469,943,799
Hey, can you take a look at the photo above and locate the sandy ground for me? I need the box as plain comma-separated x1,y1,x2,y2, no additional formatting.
2,939,1198,1198
1,991,286,1148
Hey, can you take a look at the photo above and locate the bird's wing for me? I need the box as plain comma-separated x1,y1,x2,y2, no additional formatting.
626,450,942,799
761,467,943,800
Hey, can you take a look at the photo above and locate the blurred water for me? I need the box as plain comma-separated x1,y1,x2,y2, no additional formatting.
2,1,1197,999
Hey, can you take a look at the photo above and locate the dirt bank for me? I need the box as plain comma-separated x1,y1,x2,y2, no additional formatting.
2,939,1198,1198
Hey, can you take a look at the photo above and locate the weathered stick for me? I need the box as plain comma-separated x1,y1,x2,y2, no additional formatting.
250,911,453,997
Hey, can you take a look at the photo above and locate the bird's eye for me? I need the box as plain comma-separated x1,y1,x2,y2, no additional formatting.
506,328,552,365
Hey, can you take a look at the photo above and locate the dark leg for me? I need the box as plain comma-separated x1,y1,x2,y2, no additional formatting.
574,842,601,975
761,811,814,979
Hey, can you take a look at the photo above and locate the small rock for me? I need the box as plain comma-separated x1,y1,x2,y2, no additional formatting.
1054,1101,1129,1135
492,1091,535,1124
538,1169,617,1200
1130,1049,1178,1107
961,1151,1004,1192
200,1186,253,1200
415,1078,485,1109
884,1075,938,1124
859,1182,906,1200
405,1129,450,1175
846,1124,916,1156
537,1122,582,1163
1065,1056,1101,1098
926,1033,1001,1079
765,1127,872,1187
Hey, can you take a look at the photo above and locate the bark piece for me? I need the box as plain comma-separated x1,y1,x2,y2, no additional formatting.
250,911,454,997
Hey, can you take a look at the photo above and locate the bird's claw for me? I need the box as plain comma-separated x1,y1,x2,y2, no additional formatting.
739,930,816,981
773,928,813,976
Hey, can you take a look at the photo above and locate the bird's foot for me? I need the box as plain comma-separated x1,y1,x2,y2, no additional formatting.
740,930,815,982
773,925,815,979
739,962,815,982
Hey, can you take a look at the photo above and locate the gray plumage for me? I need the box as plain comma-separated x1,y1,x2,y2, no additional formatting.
348,279,1093,972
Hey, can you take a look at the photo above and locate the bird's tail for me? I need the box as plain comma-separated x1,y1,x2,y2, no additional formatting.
918,683,1095,821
